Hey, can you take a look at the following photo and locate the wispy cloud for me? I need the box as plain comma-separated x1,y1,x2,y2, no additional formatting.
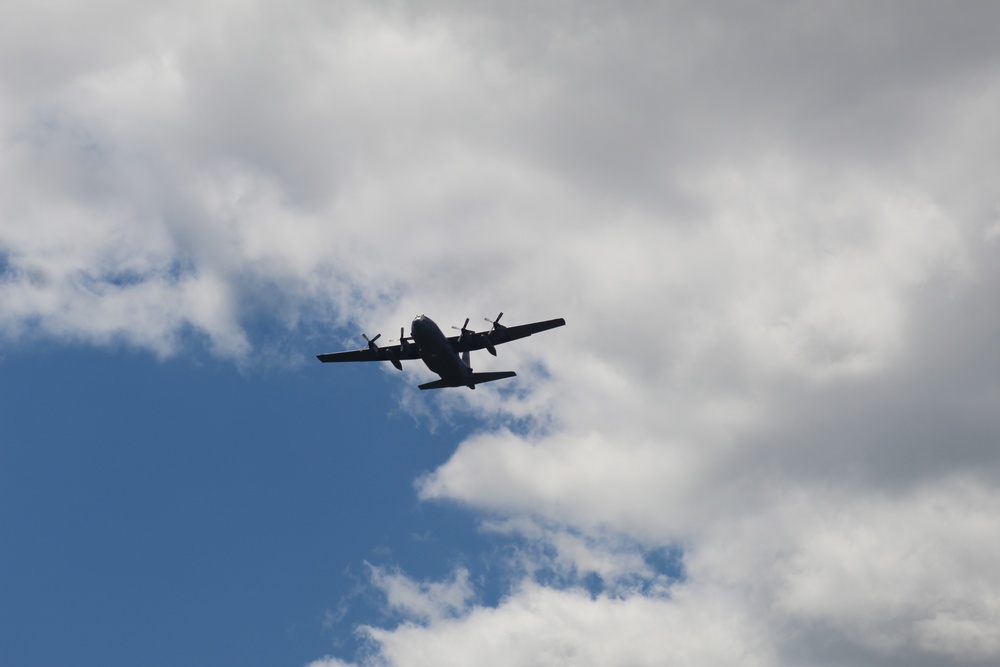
4,2,1000,666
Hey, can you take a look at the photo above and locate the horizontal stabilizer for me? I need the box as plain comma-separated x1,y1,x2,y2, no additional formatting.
418,371,517,390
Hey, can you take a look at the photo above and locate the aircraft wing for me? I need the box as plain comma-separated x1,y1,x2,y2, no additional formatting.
450,317,566,353
316,342,421,363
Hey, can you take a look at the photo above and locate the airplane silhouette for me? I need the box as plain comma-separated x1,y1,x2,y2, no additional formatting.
317,312,565,389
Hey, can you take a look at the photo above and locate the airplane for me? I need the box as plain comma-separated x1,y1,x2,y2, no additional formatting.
317,312,566,390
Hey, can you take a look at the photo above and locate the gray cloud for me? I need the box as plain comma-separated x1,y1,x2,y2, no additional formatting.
3,1,1000,665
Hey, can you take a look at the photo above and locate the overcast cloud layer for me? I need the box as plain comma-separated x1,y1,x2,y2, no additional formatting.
4,2,1000,665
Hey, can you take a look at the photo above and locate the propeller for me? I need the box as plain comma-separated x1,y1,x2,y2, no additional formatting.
451,317,473,339
367,331,404,371
478,311,505,356
362,332,381,351
484,311,505,332
453,316,497,356
391,327,415,359
392,327,413,353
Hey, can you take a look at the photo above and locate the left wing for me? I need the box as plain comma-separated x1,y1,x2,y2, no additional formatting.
316,340,421,365
450,317,566,354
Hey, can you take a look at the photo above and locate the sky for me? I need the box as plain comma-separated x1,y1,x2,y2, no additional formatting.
2,1,1000,666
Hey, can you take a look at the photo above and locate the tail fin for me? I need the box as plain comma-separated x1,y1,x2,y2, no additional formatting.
418,371,516,390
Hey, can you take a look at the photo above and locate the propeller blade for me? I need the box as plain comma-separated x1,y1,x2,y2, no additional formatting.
485,312,505,332
363,333,382,351
394,327,414,353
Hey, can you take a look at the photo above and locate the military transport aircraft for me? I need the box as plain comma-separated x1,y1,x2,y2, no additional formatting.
317,312,566,390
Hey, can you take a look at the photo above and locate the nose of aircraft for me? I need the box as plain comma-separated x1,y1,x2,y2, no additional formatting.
410,314,425,337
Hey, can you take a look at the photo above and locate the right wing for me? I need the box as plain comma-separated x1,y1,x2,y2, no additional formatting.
488,317,566,346
450,317,566,353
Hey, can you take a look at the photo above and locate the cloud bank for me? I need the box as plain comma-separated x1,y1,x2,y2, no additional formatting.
4,2,1000,665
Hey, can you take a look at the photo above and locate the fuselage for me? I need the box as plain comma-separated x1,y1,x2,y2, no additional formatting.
410,315,470,382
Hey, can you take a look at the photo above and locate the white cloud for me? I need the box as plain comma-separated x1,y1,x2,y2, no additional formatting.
783,493,1000,658
4,3,1000,667
691,478,1000,662
368,564,475,625
306,657,356,667
362,579,776,667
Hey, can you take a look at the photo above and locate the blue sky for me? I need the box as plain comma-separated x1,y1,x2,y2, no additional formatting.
1,339,490,664
3,3,1000,666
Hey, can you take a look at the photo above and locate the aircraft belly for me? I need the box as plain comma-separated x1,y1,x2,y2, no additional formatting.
422,352,456,377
